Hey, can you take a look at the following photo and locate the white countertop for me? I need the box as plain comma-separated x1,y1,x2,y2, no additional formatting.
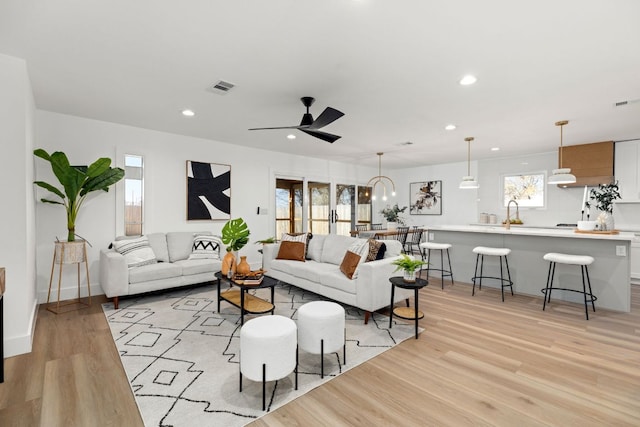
431,225,636,241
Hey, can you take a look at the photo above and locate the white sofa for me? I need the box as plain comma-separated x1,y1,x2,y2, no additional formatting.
263,234,412,323
100,232,221,308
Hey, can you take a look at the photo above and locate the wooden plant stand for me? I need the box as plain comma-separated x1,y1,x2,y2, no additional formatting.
46,241,91,314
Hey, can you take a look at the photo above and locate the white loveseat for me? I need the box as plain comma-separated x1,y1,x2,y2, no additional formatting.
263,234,411,323
100,232,221,308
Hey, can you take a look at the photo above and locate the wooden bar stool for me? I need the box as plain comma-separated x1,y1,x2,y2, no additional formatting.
542,252,597,320
419,242,454,289
471,246,513,302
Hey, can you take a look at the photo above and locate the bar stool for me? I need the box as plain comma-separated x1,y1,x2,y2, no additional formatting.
419,242,454,289
541,252,597,320
471,246,514,302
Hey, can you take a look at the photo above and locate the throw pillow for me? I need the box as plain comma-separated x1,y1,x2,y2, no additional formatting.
282,232,313,259
111,235,157,268
276,241,306,261
188,234,222,260
339,239,369,279
365,239,387,262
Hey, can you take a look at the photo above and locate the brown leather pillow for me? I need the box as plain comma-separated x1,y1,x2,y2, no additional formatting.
276,241,306,262
340,250,362,279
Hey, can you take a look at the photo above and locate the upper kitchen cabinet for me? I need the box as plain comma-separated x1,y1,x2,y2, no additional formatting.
558,141,614,187
614,140,640,201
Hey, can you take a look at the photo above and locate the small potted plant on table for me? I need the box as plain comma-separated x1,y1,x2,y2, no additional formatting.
392,254,427,283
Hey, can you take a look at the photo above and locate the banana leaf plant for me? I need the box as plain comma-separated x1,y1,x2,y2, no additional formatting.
33,148,125,241
221,217,250,252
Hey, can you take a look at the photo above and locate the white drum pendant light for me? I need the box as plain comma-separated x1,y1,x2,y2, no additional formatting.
460,137,479,189
548,120,576,185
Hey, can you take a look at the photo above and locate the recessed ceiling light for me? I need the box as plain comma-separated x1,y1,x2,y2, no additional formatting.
521,162,529,165
459,75,477,85
491,147,500,151
287,134,296,140
445,124,456,130
181,109,195,117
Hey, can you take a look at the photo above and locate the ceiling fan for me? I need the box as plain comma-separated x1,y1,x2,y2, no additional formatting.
249,96,344,143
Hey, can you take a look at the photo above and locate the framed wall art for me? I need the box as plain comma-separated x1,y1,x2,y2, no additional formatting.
409,180,442,215
186,160,231,220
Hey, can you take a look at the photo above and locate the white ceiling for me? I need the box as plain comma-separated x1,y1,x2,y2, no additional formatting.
1,0,639,168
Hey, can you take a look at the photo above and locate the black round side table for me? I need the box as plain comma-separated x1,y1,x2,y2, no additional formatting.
389,276,428,339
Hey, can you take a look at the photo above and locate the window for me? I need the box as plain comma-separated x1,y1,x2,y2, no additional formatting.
502,172,545,208
275,179,303,237
124,155,143,235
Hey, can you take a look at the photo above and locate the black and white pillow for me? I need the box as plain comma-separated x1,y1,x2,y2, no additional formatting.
111,235,157,268
188,235,222,260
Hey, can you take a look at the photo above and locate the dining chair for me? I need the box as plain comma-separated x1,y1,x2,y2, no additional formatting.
405,228,424,255
371,223,384,230
395,226,409,253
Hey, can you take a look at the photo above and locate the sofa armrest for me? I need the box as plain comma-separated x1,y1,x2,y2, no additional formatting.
99,249,129,298
262,243,281,272
355,256,412,311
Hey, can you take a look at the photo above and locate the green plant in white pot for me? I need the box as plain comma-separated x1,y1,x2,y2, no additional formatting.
392,254,427,283
585,181,621,230
33,149,125,242
380,204,407,230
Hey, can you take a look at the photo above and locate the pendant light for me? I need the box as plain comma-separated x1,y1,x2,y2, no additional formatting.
548,120,576,185
365,152,396,201
459,137,479,189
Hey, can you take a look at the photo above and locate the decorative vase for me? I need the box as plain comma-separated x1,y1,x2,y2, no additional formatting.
236,256,251,275
605,214,615,231
387,221,398,231
403,268,417,283
221,251,237,276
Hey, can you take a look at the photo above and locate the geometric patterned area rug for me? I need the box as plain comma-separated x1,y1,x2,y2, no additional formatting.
102,282,417,427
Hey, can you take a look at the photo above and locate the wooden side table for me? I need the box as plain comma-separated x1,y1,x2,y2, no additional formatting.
47,241,91,314
389,276,428,339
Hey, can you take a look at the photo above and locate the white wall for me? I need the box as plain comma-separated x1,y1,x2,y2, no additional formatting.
0,54,38,357
35,111,379,302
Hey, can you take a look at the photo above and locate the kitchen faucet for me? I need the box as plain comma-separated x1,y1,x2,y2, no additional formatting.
505,199,519,230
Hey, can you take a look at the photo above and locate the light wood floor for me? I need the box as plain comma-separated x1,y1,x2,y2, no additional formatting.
1,281,639,427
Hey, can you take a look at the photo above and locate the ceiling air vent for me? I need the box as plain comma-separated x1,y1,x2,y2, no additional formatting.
614,98,639,107
208,80,235,95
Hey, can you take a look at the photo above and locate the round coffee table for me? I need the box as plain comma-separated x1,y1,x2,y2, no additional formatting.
388,276,428,339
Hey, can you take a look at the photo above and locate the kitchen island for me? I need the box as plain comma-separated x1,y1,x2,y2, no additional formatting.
429,225,635,312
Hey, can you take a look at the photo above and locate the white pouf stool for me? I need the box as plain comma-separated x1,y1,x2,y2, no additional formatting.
472,246,514,302
419,241,454,289
542,253,597,320
240,315,298,410
297,301,346,378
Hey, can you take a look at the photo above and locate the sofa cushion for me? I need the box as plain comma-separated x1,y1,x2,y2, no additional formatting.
112,236,157,268
276,241,306,261
383,240,403,258
167,232,210,262
188,234,222,260
174,259,221,275
147,233,170,263
319,269,357,295
271,259,333,283
306,234,326,261
339,239,369,279
320,234,356,265
366,239,386,262
128,262,182,284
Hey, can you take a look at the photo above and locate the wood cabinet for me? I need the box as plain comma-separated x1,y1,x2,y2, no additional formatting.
558,141,614,187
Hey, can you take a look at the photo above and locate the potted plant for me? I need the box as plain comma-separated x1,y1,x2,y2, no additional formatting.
34,149,125,242
585,181,621,230
255,237,276,245
221,217,251,275
392,254,427,283
380,204,407,230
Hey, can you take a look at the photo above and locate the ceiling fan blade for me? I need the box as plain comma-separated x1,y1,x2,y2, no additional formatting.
300,128,342,143
248,125,300,131
307,107,344,130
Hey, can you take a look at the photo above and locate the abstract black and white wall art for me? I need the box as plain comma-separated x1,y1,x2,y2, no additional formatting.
410,180,442,215
186,160,231,220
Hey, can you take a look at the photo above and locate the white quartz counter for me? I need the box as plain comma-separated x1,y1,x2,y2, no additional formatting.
431,225,636,241
429,225,632,312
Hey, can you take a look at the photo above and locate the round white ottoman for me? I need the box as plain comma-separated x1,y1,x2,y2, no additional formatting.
297,301,345,378
240,315,298,410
